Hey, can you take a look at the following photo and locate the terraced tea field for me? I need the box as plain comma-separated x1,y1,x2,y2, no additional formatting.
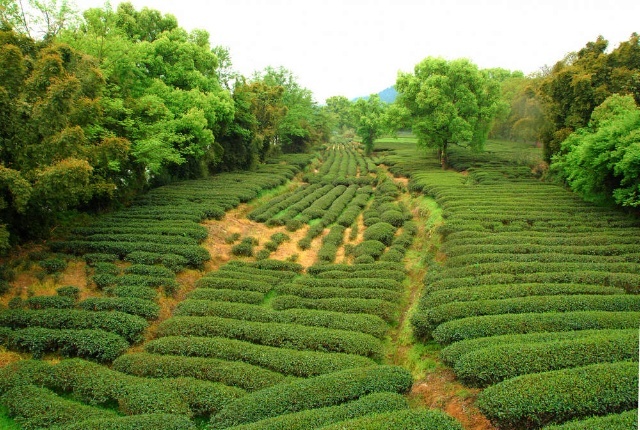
0,140,638,429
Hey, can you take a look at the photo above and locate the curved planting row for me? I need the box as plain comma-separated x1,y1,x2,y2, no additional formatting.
382,140,640,428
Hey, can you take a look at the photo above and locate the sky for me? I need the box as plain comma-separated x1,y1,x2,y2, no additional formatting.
72,0,639,103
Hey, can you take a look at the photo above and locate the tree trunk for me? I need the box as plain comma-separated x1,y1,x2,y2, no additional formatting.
440,142,449,169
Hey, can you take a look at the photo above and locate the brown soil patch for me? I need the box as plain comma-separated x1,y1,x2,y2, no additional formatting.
410,371,495,430
0,349,23,368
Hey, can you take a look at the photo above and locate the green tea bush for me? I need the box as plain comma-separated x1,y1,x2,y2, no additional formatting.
421,295,640,334
195,278,272,293
306,262,406,275
542,410,638,430
363,222,396,246
158,316,382,358
5,327,128,361
440,329,635,367
354,255,376,264
380,247,405,262
316,269,405,282
422,284,626,309
209,365,413,428
1,384,118,429
272,295,397,322
477,362,639,429
276,284,401,302
0,308,148,343
294,276,403,291
232,237,258,257
39,257,67,274
454,330,639,387
84,253,118,264
227,392,408,430
353,240,386,259
107,285,158,300
125,252,189,272
429,311,640,345
380,209,406,227
51,413,197,430
187,288,265,304
112,352,287,391
79,297,160,320
319,408,464,430
56,285,80,300
25,295,74,310
145,336,375,377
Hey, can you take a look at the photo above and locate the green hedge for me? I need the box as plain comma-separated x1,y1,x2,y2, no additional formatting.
186,288,265,304
145,336,375,377
307,262,406,275
158,316,383,358
316,269,406,283
25,295,75,310
272,295,397,322
477,362,639,429
195,278,272,293
79,297,160,319
46,358,242,417
174,300,388,338
541,410,638,430
276,284,401,302
363,222,397,246
112,352,288,391
209,365,413,428
107,284,158,300
429,311,640,344
4,327,128,362
440,328,635,368
51,414,197,430
422,283,626,309
454,330,639,387
421,295,640,334
0,308,148,343
1,384,117,429
318,408,464,430
226,392,408,430
295,277,403,291
353,240,387,259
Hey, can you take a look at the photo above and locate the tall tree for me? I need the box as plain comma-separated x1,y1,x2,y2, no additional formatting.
352,94,386,155
396,57,500,167
552,94,640,208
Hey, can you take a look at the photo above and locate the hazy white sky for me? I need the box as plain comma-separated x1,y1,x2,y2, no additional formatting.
73,0,639,103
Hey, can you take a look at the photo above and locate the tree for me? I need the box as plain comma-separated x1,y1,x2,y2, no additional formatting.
325,95,355,131
551,94,640,208
352,94,386,155
396,57,500,167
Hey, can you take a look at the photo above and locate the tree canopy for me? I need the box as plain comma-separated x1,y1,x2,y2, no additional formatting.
395,57,501,167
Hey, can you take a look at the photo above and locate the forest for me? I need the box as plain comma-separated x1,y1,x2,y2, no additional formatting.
0,1,639,430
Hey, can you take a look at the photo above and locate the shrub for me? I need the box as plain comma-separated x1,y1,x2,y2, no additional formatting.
84,253,118,264
429,311,640,344
145,336,375,378
56,285,80,300
112,352,287,392
227,392,408,430
158,315,382,358
276,284,401,302
232,237,257,257
354,255,375,264
319,408,464,430
51,414,197,430
380,209,406,227
79,297,160,320
454,330,639,387
2,384,118,429
186,288,264,304
25,295,75,310
0,309,148,343
440,328,634,368
421,295,640,335
353,240,387,259
272,295,397,322
209,365,413,428
542,410,638,430
195,278,272,293
39,257,67,274
316,269,406,282
107,285,158,301
380,247,405,262
422,284,627,309
477,362,639,429
6,327,128,362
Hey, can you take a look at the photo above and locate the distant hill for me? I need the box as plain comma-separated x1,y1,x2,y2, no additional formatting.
352,86,397,103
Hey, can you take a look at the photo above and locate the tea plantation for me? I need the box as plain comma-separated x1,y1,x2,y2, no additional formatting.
0,140,637,429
